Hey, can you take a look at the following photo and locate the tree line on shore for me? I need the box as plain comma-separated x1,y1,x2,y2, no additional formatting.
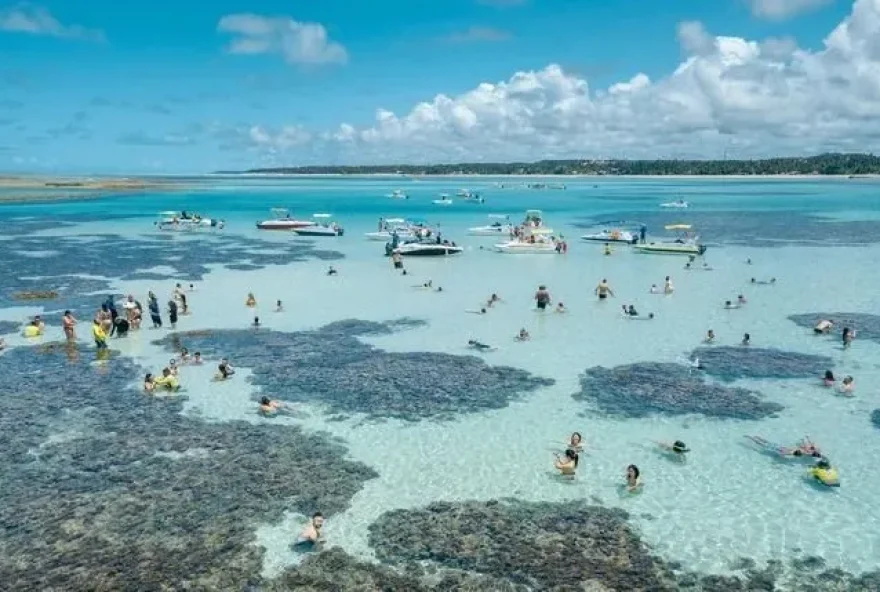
227,153,880,176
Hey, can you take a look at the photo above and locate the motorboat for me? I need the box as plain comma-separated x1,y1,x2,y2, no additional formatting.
494,235,564,254
293,215,344,237
580,228,638,244
387,240,463,256
433,196,454,206
156,211,224,231
462,194,485,204
256,208,315,230
633,224,706,256
387,189,409,199
469,216,514,236
519,209,554,235
366,218,415,241
660,199,689,209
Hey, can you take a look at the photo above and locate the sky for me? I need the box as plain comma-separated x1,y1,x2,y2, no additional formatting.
0,0,875,173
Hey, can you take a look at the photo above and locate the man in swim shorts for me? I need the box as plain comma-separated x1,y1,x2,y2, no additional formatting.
534,285,551,310
295,513,324,549
595,279,614,300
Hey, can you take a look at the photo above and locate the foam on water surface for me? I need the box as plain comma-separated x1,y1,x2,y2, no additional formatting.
2,178,879,587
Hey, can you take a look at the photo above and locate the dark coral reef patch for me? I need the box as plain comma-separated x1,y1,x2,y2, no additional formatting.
154,319,555,422
356,499,880,592
575,362,783,419
0,342,376,591
872,409,880,429
691,346,832,382
0,231,342,323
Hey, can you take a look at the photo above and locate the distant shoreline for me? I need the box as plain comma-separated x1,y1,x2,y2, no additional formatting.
211,172,880,180
0,176,183,204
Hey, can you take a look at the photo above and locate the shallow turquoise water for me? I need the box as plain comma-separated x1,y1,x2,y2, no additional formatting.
2,176,879,582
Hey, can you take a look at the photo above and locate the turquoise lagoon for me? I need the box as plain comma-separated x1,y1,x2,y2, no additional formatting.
2,176,880,586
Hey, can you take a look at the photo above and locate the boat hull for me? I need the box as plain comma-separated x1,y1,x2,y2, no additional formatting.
633,243,706,256
494,243,561,254
389,246,462,256
256,220,315,230
581,235,637,244
294,227,344,237
468,225,513,236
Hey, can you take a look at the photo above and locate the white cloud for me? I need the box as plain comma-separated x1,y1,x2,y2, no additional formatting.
0,3,105,42
255,0,876,163
747,0,833,20
248,125,312,151
217,13,347,66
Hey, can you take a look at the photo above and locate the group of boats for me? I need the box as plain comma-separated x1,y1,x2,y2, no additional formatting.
255,209,344,236
154,204,705,258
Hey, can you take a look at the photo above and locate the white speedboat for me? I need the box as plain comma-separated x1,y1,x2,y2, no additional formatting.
494,237,563,254
520,209,554,235
366,218,418,241
256,208,315,230
294,216,344,237
660,199,689,209
388,241,463,257
633,224,706,255
156,211,224,231
580,228,638,244
469,221,514,236
387,189,409,200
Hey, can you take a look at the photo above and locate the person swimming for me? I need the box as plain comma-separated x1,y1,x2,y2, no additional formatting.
808,457,840,487
553,448,578,478
295,513,325,549
704,329,715,343
566,432,583,453
192,351,203,365
259,396,286,415
842,327,855,349
625,464,642,493
814,319,833,334
823,370,835,387
724,300,740,309
515,328,530,341
752,277,776,285
555,302,566,313
649,284,660,294
246,292,257,307
623,304,638,317
746,435,822,459
153,367,180,391
840,376,855,395
327,266,338,276
217,358,235,380
737,294,747,305
467,308,488,315
741,333,751,346
275,300,284,312
486,293,502,307
467,339,493,351
604,243,612,256
143,373,155,393
23,319,43,338
252,316,261,328
656,440,689,459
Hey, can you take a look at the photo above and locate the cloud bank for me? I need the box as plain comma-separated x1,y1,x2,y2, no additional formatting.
747,0,834,20
257,0,880,164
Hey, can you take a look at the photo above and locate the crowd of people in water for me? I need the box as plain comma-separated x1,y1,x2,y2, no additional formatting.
0,243,862,548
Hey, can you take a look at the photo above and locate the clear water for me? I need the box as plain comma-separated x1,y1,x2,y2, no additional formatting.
2,176,880,580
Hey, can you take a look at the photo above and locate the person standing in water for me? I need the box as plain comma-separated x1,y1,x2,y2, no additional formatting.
296,513,325,548
664,276,674,294
148,294,162,328
842,327,854,349
534,285,552,310
62,310,77,341
168,299,179,329
595,279,614,300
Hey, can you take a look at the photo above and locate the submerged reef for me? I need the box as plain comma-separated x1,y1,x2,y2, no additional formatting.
578,210,880,247
0,319,19,334
0,342,377,591
0,230,342,323
575,362,783,419
872,409,880,429
789,312,880,344
691,346,832,382
360,499,880,592
155,319,555,422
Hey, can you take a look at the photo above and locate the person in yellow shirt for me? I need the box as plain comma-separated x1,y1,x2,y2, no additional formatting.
23,320,43,338
153,367,180,391
92,319,108,349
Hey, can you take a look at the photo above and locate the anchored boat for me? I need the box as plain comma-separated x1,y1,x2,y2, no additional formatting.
633,224,706,255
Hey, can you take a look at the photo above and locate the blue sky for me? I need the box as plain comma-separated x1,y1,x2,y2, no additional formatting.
0,0,865,172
